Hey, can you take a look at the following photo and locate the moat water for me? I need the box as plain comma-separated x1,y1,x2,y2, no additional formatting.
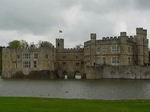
0,79,150,100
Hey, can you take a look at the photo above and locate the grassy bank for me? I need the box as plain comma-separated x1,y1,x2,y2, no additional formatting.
0,97,150,112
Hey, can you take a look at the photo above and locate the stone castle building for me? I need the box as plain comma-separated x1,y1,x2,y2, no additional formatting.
84,28,149,66
2,28,149,79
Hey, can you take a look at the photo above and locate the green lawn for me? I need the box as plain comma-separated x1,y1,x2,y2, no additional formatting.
0,97,150,112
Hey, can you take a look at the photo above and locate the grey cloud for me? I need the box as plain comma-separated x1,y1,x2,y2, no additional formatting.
80,0,134,14
0,0,66,34
0,0,149,47
134,0,150,10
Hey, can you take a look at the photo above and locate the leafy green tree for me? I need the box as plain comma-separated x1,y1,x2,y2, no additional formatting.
38,41,53,48
8,40,21,48
8,40,28,48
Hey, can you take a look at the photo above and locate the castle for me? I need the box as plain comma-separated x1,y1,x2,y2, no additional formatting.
2,28,149,79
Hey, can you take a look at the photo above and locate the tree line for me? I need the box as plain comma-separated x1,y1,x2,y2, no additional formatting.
8,40,53,48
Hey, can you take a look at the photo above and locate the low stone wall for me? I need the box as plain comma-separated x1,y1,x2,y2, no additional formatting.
3,66,150,80
85,66,150,80
2,70,57,80
2,70,86,80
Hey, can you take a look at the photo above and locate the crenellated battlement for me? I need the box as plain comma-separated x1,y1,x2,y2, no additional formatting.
127,36,136,42
56,48,84,53
136,28,147,35
102,36,119,41
56,38,64,41
101,35,136,43
56,38,64,49
64,48,83,51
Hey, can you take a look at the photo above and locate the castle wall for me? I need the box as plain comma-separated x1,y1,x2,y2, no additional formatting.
2,47,55,78
86,66,150,79
55,48,84,78
84,33,137,66
2,27,149,79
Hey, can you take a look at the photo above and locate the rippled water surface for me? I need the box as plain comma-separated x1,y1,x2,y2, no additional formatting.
0,79,150,100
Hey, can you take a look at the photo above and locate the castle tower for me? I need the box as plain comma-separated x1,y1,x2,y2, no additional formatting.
119,32,129,65
143,29,149,64
120,32,128,44
136,28,148,65
90,33,97,66
56,38,64,50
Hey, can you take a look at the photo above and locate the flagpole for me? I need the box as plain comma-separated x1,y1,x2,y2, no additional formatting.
59,30,63,38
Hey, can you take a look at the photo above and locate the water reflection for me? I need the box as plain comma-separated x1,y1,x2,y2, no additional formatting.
0,79,150,100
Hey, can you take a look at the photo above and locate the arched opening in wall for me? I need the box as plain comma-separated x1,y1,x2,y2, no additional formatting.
74,71,82,80
63,71,68,79
55,69,64,79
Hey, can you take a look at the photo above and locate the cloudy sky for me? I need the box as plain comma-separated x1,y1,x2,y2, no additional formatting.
0,0,150,47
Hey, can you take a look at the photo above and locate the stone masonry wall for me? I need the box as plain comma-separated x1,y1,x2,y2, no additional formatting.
86,66,150,79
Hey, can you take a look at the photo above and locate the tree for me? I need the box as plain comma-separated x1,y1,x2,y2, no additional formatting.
8,40,28,48
8,40,21,48
20,40,28,48
75,44,84,49
38,41,53,48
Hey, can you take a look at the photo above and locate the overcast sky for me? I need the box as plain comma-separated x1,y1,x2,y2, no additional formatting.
0,0,150,47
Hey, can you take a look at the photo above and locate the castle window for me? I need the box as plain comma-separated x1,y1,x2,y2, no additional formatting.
103,57,106,64
34,61,37,68
76,62,80,66
63,62,66,65
23,61,31,68
58,43,60,47
111,45,120,53
128,57,131,64
112,57,119,65
96,58,101,65
24,53,30,59
81,61,84,65
128,47,131,53
76,56,78,59
63,56,66,59
96,47,101,54
34,53,38,59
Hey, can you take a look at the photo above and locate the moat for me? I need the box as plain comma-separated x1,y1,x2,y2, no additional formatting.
0,79,150,100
